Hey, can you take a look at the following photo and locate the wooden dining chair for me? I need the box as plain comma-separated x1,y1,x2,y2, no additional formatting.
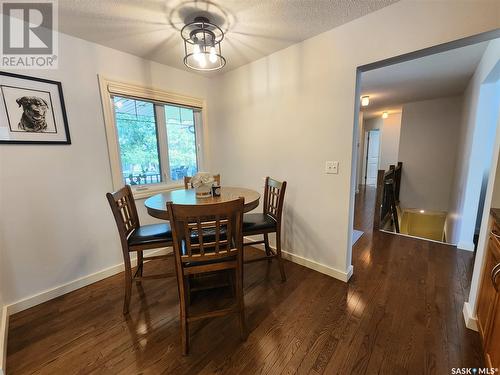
106,185,174,314
167,198,246,355
243,177,287,281
184,174,221,189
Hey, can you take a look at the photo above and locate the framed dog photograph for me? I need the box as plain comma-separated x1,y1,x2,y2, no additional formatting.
0,72,70,144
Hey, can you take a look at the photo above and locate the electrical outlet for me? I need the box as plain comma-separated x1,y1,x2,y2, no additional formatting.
325,161,339,174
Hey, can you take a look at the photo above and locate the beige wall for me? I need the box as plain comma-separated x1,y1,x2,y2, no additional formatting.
208,0,500,278
447,40,500,249
379,113,402,171
398,96,463,212
0,31,210,306
362,113,402,173
359,113,402,183
364,117,382,132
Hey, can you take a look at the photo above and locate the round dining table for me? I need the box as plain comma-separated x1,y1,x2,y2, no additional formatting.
144,186,260,220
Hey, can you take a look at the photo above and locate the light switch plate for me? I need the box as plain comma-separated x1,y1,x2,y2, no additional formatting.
325,161,339,174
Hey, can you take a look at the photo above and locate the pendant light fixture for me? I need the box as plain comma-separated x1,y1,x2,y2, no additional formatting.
181,16,226,71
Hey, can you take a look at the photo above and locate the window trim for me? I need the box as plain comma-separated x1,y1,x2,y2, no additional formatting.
98,76,207,199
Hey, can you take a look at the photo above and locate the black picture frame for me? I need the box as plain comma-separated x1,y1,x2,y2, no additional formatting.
0,71,71,144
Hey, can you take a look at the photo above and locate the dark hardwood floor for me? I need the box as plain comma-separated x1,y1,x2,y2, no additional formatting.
7,186,484,374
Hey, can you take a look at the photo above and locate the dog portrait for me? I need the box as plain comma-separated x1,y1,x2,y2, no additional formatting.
16,96,49,132
0,72,70,144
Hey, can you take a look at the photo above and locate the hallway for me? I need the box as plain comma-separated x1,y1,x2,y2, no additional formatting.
351,186,483,372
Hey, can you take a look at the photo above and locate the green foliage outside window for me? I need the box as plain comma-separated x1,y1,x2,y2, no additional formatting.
166,105,198,179
113,97,198,184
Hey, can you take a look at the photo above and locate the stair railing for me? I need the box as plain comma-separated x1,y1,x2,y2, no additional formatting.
374,162,402,232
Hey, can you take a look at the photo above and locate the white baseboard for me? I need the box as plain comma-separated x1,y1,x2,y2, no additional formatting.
0,305,8,375
6,239,354,316
463,301,478,331
245,237,353,282
457,241,475,252
6,248,170,315
345,264,354,281
281,250,353,282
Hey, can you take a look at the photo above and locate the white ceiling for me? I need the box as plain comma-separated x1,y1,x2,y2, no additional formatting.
360,41,490,118
58,0,398,75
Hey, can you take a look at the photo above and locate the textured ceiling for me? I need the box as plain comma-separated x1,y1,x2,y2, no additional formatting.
360,40,490,118
58,0,399,75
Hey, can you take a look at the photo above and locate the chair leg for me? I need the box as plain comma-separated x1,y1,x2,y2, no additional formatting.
180,277,189,355
235,266,247,340
123,253,133,315
137,251,144,278
186,276,191,306
275,231,286,282
263,233,273,263
180,315,189,355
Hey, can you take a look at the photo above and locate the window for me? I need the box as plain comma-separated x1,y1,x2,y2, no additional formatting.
114,97,162,185
100,77,205,197
112,97,201,186
165,105,198,180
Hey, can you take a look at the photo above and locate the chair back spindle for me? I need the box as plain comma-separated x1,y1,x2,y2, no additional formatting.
263,177,287,223
168,198,244,265
106,185,140,241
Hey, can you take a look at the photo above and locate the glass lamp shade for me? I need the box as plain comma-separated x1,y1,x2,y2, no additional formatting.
184,50,226,71
181,17,226,72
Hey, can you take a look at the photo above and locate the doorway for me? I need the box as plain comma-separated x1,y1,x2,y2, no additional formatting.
364,129,380,186
353,35,500,248
348,30,500,361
